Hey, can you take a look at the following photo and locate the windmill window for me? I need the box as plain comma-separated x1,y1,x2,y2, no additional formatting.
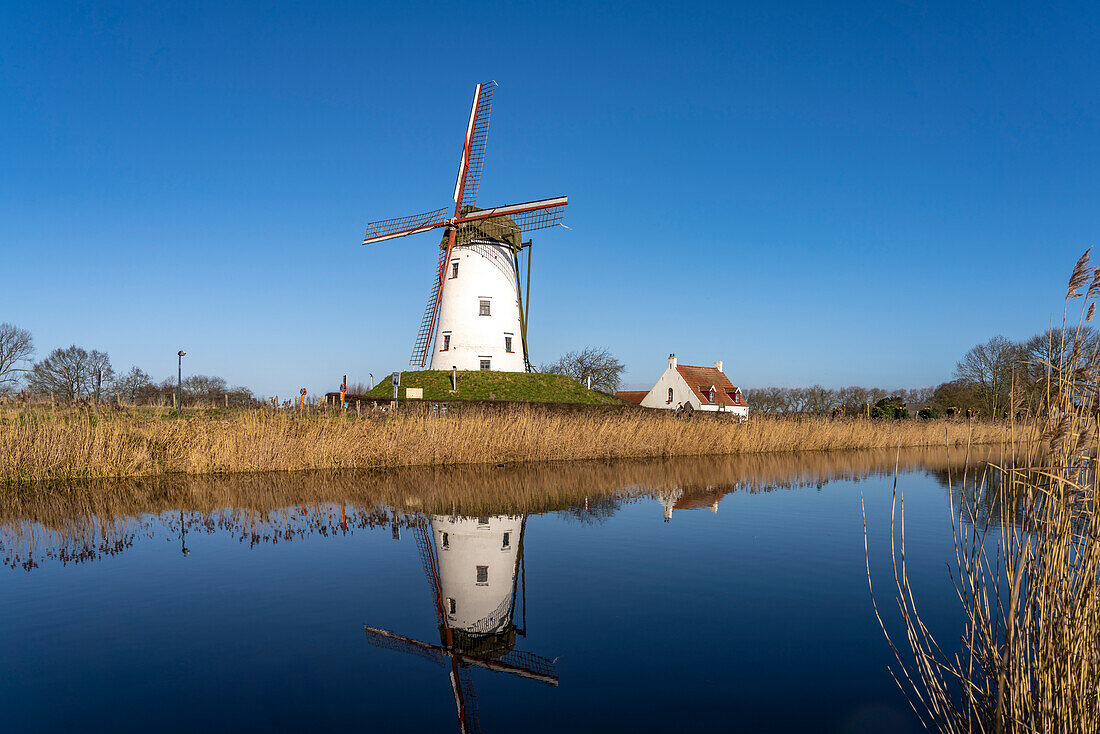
478,517,489,526
441,532,449,549
667,388,674,404
505,335,513,353
447,597,456,614
476,566,489,585
441,333,450,351
451,261,459,279
502,532,511,549
479,359,491,371
479,299,491,316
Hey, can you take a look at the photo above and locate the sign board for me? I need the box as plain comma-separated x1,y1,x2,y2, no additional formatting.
405,387,423,400
391,372,401,386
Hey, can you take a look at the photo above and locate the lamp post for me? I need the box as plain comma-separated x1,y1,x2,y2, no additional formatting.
177,350,186,411
180,509,190,556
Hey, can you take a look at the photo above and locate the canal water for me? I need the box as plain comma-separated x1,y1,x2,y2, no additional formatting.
0,448,1002,732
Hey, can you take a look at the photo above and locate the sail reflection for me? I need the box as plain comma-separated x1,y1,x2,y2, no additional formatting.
365,513,556,734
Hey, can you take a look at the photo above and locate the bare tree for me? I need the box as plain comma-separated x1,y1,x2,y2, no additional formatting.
115,366,153,403
955,335,1019,418
540,346,626,393
0,322,34,392
182,375,229,403
803,385,836,414
26,345,114,401
1016,327,1100,414
744,386,786,413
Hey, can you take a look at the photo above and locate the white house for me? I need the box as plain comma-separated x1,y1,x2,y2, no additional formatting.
620,354,750,418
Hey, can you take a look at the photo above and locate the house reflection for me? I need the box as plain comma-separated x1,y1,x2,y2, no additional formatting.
656,486,725,522
365,513,557,734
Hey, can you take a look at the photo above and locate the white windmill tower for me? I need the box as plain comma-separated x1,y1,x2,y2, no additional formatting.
361,81,568,372
365,514,557,734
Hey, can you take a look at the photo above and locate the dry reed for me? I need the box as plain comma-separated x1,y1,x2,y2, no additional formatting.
869,249,1100,732
0,405,1012,484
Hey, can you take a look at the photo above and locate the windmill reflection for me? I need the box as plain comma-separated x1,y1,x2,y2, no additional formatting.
365,514,557,733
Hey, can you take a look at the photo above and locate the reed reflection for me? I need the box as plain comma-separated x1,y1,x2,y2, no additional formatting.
1,446,995,570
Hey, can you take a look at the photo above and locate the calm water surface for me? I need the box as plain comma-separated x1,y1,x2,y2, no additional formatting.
0,449,998,732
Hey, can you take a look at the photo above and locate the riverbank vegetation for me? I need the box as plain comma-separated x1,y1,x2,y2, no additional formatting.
871,249,1100,733
0,402,1011,484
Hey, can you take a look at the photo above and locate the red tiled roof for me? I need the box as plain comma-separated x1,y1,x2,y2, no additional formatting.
674,487,727,510
616,390,648,405
675,364,747,406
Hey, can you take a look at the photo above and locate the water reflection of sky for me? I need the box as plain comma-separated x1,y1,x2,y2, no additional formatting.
0,448,1003,733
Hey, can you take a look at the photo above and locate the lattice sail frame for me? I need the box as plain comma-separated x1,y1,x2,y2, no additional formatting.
453,81,494,210
362,206,449,245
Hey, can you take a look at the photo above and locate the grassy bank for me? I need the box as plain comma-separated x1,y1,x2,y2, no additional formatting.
362,370,619,404
0,404,1012,484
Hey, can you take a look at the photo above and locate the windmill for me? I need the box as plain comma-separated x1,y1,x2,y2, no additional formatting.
361,81,568,372
364,514,558,734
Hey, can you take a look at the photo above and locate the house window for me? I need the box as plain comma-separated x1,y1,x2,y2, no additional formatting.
502,532,511,549
476,566,489,585
447,597,456,614
478,517,489,525
667,388,674,404
441,532,449,549
441,333,450,351
480,359,491,371
451,261,459,279
479,299,491,316
504,335,513,353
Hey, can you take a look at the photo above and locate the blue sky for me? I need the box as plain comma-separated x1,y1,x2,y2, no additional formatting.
2,1,1098,395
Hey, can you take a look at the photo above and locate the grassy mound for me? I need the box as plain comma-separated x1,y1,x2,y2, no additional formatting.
362,370,619,404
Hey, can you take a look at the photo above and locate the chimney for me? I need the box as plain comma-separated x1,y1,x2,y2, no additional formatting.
715,360,723,373
669,353,677,369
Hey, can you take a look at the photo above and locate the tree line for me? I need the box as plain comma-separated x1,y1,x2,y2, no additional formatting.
743,385,936,416
947,329,1097,419
744,328,1091,419
0,323,255,406
2,319,1074,416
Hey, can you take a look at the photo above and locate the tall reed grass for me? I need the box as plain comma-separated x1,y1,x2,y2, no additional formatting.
869,249,1100,732
0,405,1011,483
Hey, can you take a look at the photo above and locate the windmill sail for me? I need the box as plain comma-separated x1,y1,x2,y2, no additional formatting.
410,250,448,368
453,81,495,210
363,206,450,245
